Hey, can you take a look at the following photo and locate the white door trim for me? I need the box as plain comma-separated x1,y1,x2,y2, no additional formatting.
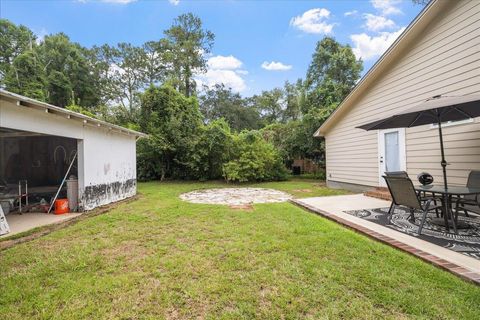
378,128,406,186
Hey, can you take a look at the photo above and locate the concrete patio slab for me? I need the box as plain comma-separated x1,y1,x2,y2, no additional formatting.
292,194,480,284
180,188,292,205
1,212,82,238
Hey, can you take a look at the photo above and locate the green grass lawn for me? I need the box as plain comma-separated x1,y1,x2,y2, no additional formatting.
1,180,479,319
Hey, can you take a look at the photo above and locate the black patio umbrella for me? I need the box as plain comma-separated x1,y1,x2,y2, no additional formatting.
357,94,480,191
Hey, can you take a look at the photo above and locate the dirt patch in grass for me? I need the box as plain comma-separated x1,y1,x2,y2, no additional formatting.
259,285,278,310
292,189,313,193
229,204,254,211
100,240,153,271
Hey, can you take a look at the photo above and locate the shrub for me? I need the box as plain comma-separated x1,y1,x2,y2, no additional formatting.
223,131,288,182
137,85,203,180
189,119,234,181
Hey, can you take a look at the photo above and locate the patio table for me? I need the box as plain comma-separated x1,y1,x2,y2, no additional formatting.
415,185,480,233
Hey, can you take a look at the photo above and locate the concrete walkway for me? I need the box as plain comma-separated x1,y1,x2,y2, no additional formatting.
1,212,82,238
293,194,480,277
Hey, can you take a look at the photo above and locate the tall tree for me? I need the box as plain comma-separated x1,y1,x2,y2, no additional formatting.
199,83,261,131
3,49,46,101
255,88,285,124
304,37,362,115
37,33,100,107
93,43,147,113
3,30,100,108
143,40,167,86
138,85,203,180
282,80,303,122
164,13,214,97
0,19,36,84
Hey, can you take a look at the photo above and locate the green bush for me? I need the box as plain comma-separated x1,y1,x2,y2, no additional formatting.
223,131,288,183
189,119,234,181
137,85,203,180
137,135,168,181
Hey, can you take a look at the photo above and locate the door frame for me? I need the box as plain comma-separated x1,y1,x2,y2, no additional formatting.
378,128,406,186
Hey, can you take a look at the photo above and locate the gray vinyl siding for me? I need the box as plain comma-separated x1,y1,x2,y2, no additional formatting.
325,0,480,188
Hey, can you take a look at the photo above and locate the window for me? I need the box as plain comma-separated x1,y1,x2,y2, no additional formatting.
430,118,474,129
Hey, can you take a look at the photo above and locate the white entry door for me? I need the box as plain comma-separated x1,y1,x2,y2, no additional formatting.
378,128,406,186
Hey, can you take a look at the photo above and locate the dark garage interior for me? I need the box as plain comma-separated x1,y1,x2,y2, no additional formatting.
0,127,78,215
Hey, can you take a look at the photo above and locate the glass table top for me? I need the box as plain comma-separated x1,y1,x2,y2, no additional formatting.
415,185,480,195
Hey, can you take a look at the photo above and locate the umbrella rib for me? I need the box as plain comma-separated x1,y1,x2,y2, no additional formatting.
454,106,473,118
408,112,423,127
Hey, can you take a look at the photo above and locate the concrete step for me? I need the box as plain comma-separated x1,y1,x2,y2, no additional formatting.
364,187,392,201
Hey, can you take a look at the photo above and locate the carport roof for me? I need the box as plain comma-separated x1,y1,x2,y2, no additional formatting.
0,89,147,138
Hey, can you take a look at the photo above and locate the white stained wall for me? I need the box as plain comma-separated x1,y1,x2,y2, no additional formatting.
79,126,137,210
322,0,480,189
0,98,137,210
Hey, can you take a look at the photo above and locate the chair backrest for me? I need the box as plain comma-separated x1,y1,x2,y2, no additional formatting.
383,176,422,210
385,171,409,178
466,170,480,189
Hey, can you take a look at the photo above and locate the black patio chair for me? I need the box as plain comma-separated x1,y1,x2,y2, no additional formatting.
385,171,440,217
384,171,409,178
383,175,441,235
454,170,480,220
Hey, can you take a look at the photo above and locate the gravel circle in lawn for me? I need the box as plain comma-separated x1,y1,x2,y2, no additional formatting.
179,188,293,205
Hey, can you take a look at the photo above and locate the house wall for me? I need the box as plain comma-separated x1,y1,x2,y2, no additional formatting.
79,126,137,210
0,98,137,210
324,0,480,190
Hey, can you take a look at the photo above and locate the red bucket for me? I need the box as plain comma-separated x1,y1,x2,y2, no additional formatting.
54,199,69,215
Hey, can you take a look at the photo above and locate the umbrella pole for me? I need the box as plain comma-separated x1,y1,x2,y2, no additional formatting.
437,115,451,232
437,119,448,190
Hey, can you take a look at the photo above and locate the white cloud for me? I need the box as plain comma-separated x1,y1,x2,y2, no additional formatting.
261,61,292,71
198,70,246,92
168,0,179,5
363,13,396,31
344,10,358,17
196,54,247,92
371,0,402,16
290,8,334,34
207,55,242,70
350,27,405,60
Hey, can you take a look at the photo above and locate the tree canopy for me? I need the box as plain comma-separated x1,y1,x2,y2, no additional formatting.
0,17,363,182
304,37,362,115
163,13,214,97
200,83,261,131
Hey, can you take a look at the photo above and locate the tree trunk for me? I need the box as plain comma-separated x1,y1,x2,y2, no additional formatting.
160,167,165,181
185,75,190,97
184,65,191,97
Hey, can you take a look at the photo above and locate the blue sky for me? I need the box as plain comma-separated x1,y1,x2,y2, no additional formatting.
1,0,425,96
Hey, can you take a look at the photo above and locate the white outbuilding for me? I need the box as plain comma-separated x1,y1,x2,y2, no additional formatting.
0,89,146,213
